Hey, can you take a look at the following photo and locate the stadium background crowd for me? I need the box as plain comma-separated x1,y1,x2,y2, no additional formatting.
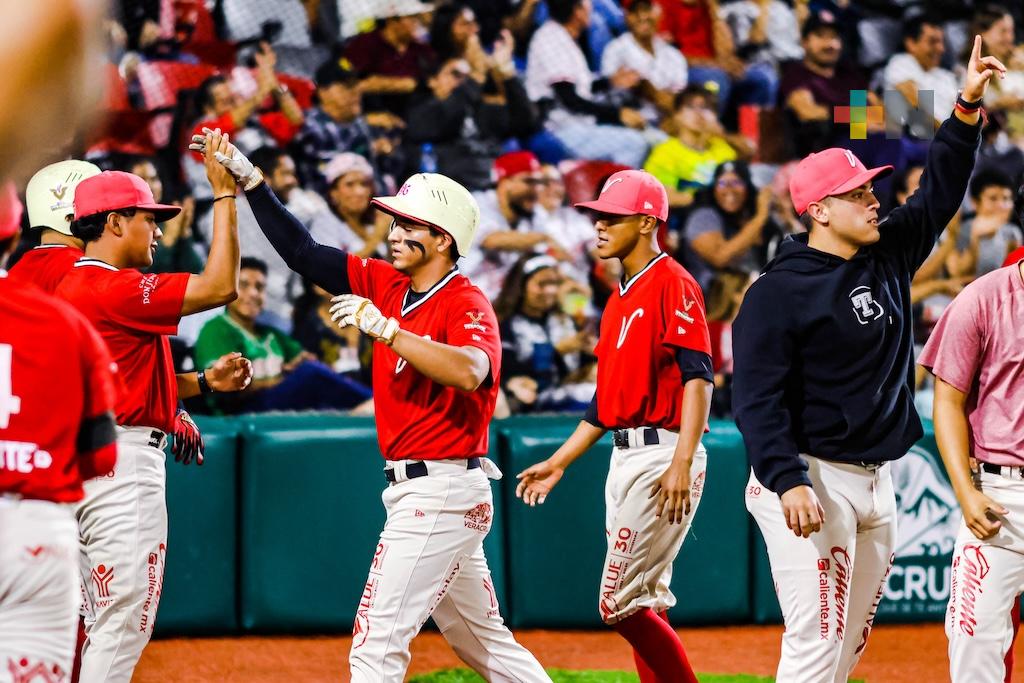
12,0,1024,419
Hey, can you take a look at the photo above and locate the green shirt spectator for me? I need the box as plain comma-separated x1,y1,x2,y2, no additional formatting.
195,310,305,383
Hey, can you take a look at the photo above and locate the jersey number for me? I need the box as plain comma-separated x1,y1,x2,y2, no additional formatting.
616,309,645,349
0,344,22,429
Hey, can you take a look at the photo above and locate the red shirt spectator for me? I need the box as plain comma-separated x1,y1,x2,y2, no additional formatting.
655,0,715,59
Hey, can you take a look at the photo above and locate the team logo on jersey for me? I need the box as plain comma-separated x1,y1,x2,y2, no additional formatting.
5,657,65,683
463,311,487,332
138,273,159,305
464,503,492,532
616,309,645,349
849,286,884,325
674,309,694,324
91,564,115,603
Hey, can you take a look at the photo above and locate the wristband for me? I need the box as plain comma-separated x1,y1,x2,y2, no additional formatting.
377,317,401,346
956,94,982,111
198,370,214,394
243,167,265,192
213,194,236,202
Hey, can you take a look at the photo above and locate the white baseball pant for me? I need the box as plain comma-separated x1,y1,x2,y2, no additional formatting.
348,458,550,683
76,426,168,683
0,496,78,683
746,456,896,683
599,429,708,623
947,467,1024,682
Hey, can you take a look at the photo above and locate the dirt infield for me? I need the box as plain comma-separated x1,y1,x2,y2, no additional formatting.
134,623,1024,682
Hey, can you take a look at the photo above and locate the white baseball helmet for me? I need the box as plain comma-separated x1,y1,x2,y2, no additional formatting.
26,160,102,235
371,173,480,257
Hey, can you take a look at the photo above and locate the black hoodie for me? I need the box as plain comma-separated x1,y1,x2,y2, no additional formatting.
732,115,981,495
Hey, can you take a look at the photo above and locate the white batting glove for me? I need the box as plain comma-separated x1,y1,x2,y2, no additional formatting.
188,127,263,190
330,294,401,345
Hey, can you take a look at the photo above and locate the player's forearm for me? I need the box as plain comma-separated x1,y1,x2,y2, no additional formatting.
276,90,305,126
672,378,712,465
389,332,489,392
550,420,606,470
934,380,977,501
182,197,240,314
176,372,201,399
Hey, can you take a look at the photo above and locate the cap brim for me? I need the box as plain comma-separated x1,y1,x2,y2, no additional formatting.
829,165,893,197
137,202,182,222
573,199,637,216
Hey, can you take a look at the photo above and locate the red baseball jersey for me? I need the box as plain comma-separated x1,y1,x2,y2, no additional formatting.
6,244,83,293
347,254,502,460
0,273,119,502
56,258,189,434
594,253,711,430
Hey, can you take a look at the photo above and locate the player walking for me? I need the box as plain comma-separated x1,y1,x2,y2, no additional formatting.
516,170,714,683
7,160,99,292
55,131,252,683
732,37,1003,683
194,132,550,682
0,182,120,682
919,252,1024,680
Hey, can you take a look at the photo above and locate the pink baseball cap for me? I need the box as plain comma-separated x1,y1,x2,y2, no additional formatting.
494,151,541,183
0,182,23,241
74,171,181,222
790,148,892,215
575,169,669,222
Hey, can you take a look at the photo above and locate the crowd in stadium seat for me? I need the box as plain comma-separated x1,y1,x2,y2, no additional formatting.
14,0,1024,417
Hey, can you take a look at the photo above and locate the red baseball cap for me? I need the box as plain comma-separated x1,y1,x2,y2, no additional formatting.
0,182,23,241
74,171,181,222
494,151,541,183
575,169,669,222
790,148,892,215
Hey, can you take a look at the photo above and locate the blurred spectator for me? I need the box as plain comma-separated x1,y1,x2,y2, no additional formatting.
493,254,596,413
461,0,540,49
116,0,173,53
126,156,203,274
342,0,437,117
972,5,1024,145
976,110,1024,188
761,159,805,263
682,160,773,294
652,0,777,115
949,170,1023,279
195,257,372,413
644,85,749,209
601,0,689,120
524,0,650,168
705,270,753,418
248,146,330,227
406,40,537,191
297,57,401,195
883,15,959,136
430,3,484,67
534,163,598,284
465,151,550,299
221,0,313,48
719,0,803,68
308,153,391,258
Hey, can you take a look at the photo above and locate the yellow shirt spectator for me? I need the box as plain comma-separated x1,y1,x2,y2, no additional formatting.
644,136,738,196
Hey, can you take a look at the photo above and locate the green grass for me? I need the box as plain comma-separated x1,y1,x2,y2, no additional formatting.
408,670,776,682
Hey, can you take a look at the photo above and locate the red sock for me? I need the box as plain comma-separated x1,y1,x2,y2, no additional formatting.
615,607,696,683
71,616,86,683
1005,596,1020,683
632,610,673,683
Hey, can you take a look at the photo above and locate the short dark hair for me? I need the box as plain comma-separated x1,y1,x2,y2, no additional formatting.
248,147,289,176
548,0,582,25
70,208,137,244
969,169,1014,200
196,75,229,112
673,84,716,112
428,227,460,261
240,256,269,275
627,0,654,13
902,14,941,43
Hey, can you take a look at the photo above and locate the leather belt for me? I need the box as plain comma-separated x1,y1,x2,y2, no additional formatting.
384,457,481,482
982,462,1024,479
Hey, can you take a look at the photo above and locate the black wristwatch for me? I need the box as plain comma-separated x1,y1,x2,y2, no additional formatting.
198,370,214,394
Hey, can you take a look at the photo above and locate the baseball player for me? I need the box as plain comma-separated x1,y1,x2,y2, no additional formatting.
918,248,1024,680
516,170,714,683
55,131,253,683
731,36,1002,683
0,182,119,683
7,159,100,293
193,131,550,682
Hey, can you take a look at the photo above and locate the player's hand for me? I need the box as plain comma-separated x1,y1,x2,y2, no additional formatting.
172,409,204,466
189,128,258,187
329,294,400,344
205,352,253,392
200,129,238,196
780,485,826,538
516,459,565,506
961,488,1008,540
650,458,692,525
962,34,1008,102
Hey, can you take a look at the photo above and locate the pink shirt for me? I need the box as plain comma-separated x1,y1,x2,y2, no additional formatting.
918,263,1024,465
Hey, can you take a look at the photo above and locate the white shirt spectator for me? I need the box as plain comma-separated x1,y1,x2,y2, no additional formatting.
883,52,960,121
600,33,688,93
307,210,375,256
533,204,595,285
525,20,596,128
222,0,312,48
718,1,803,64
464,190,539,300
285,188,331,229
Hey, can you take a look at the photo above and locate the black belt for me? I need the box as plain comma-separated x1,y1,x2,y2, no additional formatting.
384,457,481,482
612,427,661,449
982,462,1024,479
148,430,165,449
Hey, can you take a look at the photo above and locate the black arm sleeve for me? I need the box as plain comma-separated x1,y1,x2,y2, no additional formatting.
551,82,621,125
77,411,117,454
583,391,605,429
675,347,715,384
245,183,352,295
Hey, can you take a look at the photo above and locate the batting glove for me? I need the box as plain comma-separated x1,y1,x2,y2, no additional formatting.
172,409,205,466
329,294,401,345
188,128,264,190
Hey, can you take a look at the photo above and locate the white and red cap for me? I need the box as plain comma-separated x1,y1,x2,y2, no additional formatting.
575,169,669,222
74,171,181,222
0,182,23,241
789,148,892,215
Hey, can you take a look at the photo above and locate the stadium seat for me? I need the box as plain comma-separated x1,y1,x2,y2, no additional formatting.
102,63,131,112
561,160,632,207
